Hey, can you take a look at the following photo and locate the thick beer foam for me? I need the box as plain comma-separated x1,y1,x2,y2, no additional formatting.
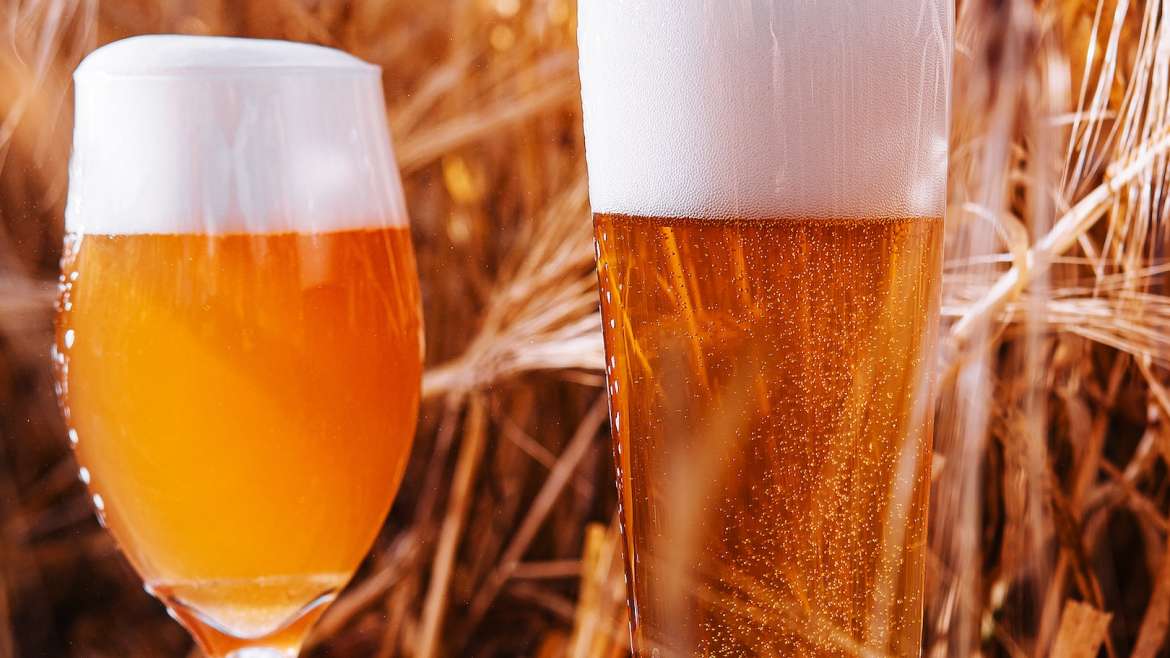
578,1,953,220
67,36,408,235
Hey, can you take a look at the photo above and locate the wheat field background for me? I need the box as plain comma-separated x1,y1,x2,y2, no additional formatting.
1,0,1169,656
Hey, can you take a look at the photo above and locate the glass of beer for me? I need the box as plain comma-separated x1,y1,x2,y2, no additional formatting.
579,2,952,656
53,36,422,657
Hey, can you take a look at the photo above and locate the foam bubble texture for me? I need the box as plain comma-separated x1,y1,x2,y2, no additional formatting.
67,36,407,235
578,1,952,220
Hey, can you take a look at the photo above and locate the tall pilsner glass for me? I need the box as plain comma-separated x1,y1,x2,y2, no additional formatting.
54,36,422,657
578,2,952,655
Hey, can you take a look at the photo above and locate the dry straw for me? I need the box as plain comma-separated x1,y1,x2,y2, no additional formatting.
0,0,1167,656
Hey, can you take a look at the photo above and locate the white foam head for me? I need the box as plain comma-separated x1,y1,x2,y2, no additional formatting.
578,1,953,220
67,35,408,234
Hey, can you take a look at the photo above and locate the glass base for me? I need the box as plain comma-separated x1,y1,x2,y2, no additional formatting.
152,576,340,658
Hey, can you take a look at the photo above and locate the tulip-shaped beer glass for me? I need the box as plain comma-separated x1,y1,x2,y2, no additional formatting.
579,2,952,655
54,36,422,657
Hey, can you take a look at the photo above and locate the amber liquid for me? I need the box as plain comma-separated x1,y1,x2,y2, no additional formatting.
594,213,943,657
54,227,422,647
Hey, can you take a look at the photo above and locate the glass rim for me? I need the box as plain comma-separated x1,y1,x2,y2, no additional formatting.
73,64,382,82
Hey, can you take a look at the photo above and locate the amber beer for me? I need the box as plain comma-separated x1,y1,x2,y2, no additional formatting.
54,226,421,646
595,213,942,655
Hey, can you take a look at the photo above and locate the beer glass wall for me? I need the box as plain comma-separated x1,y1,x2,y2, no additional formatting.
55,37,422,656
579,2,952,656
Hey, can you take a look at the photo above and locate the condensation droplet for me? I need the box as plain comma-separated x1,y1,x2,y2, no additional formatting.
68,428,79,446
78,467,90,485
92,493,105,511
63,329,75,349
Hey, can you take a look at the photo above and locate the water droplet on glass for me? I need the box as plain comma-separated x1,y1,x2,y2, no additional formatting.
68,428,79,446
92,493,105,511
78,467,90,485
64,329,75,349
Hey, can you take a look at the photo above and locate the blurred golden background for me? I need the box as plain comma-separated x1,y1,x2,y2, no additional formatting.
1,0,1169,656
